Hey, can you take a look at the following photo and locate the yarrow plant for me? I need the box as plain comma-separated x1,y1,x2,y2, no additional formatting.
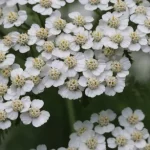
31,108,150,150
0,0,149,133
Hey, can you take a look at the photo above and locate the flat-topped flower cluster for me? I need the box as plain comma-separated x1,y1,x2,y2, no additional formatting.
31,108,150,150
0,0,150,129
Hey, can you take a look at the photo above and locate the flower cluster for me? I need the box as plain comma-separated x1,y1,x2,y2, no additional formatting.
31,107,150,150
0,96,50,130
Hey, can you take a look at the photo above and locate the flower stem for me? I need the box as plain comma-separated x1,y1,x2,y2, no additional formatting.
66,100,76,132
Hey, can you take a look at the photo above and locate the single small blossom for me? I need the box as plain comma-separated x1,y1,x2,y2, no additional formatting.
90,109,116,134
20,99,50,127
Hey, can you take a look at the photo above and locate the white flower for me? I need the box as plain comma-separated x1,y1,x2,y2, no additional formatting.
70,27,93,51
130,5,150,24
126,127,149,149
52,33,74,58
25,57,46,76
42,60,67,88
95,47,123,62
110,0,129,16
30,145,47,150
119,107,145,130
46,10,74,35
107,127,134,150
63,52,85,77
83,50,106,77
104,71,126,96
68,12,94,30
143,136,150,150
28,24,51,46
0,32,18,51
5,96,31,120
124,27,147,51
79,75,105,98
36,41,55,60
58,76,83,100
106,57,131,78
4,68,34,100
3,6,27,28
65,0,75,3
79,0,111,11
32,0,62,15
100,12,129,30
138,16,150,34
92,25,105,50
0,75,8,102
12,32,35,53
79,130,106,150
0,103,12,130
0,50,15,68
20,99,50,127
142,36,150,53
0,0,17,7
90,110,116,134
70,120,93,139
102,28,131,49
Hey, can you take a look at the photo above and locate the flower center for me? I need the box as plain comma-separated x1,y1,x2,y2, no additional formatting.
86,59,98,70
87,78,100,90
92,31,103,42
127,114,139,125
0,110,7,121
36,28,48,39
1,67,11,78
135,6,146,15
12,100,24,112
73,15,86,26
49,68,61,80
144,19,150,29
40,0,52,8
111,34,123,44
43,41,54,53
77,127,87,136
89,0,100,5
18,33,29,45
29,108,41,118
116,136,127,147
30,76,41,85
58,40,69,51
103,47,116,57
99,116,110,126
67,79,79,91
86,138,98,149
111,61,122,72
131,131,143,142
64,56,77,69
54,18,66,30
106,76,117,87
33,58,45,70
108,16,120,28
130,32,139,43
114,0,126,12
3,35,13,47
144,144,150,150
12,75,26,87
7,12,18,23
75,34,87,45
0,52,5,62
0,84,7,96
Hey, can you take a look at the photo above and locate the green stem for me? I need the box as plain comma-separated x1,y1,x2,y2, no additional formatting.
66,100,76,132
